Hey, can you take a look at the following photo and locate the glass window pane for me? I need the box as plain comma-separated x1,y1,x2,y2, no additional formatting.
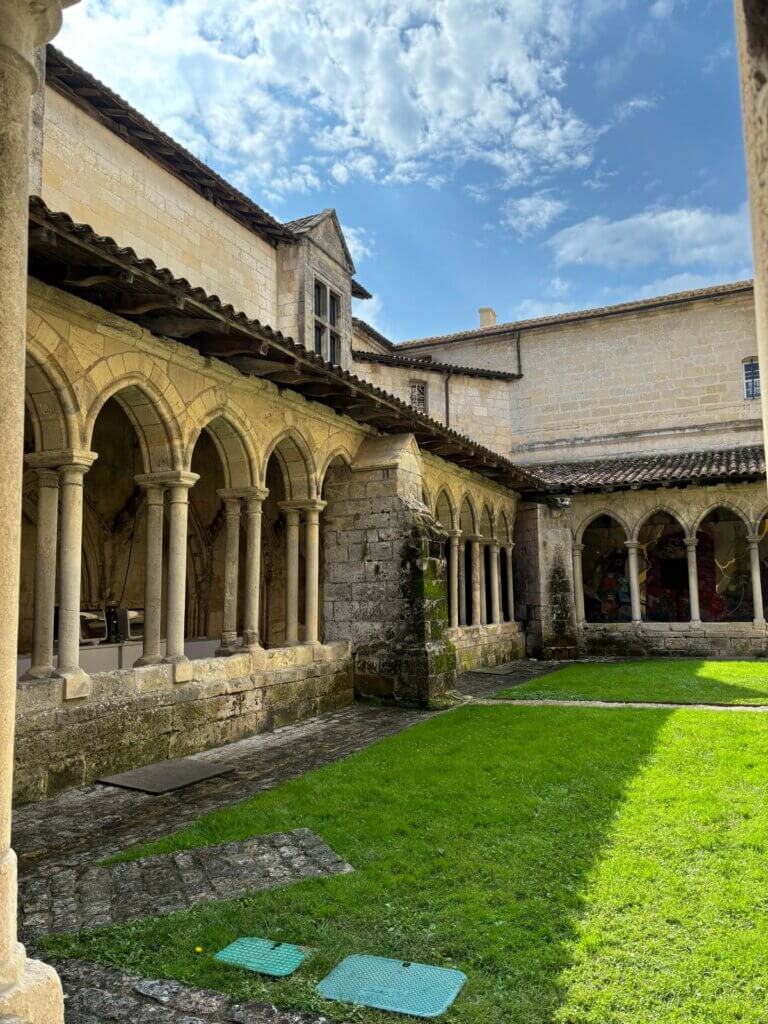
314,321,324,355
314,280,326,317
329,292,339,327
330,331,339,364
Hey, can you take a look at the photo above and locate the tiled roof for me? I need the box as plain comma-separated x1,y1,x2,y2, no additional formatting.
397,280,754,350
28,197,544,494
283,211,333,233
531,445,766,493
46,47,292,246
353,318,395,351
352,348,522,381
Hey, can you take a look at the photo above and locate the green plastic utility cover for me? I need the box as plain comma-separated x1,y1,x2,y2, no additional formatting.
317,954,467,1018
214,937,306,977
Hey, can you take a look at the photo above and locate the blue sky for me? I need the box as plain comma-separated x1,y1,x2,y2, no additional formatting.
58,0,750,341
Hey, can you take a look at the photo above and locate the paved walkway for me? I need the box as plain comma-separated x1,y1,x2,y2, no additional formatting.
13,661,558,1023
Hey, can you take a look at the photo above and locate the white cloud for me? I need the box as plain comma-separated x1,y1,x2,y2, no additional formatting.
613,95,656,123
341,224,374,264
549,203,752,269
353,292,386,332
58,0,603,198
503,192,567,237
514,298,572,319
650,0,676,17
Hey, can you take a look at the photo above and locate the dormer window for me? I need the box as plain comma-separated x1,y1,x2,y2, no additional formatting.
314,278,341,364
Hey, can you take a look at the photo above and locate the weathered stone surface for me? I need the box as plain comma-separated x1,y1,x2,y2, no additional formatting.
19,830,351,942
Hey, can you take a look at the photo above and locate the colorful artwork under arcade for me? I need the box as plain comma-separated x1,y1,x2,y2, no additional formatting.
582,517,631,623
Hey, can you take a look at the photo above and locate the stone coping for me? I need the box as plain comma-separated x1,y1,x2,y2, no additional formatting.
578,621,768,633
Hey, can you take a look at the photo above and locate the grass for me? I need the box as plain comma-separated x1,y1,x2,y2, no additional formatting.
493,658,768,705
44,701,768,1023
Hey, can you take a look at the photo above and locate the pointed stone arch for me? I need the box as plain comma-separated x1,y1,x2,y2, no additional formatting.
435,487,457,530
262,427,316,500
632,504,690,542
459,494,478,535
188,408,258,489
24,345,79,452
577,507,631,545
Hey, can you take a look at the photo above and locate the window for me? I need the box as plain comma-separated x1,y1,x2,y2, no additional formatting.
409,380,427,414
314,278,342,363
744,358,761,400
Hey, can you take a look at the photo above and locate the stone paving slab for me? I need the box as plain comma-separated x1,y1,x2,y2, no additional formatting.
58,961,335,1023
20,829,352,943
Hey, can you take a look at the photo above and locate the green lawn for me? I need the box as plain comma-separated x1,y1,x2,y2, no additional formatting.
45,703,768,1023
494,658,768,705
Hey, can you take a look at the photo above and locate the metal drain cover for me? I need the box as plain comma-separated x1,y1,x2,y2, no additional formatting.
96,757,232,794
215,937,306,977
317,954,466,1018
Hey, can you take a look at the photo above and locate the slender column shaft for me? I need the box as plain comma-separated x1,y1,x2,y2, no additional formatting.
218,495,242,653
685,538,701,623
28,469,59,676
470,536,481,626
506,544,515,622
449,531,460,628
479,546,487,623
135,483,165,665
242,491,266,647
0,5,78,1020
57,463,90,678
489,541,501,624
284,507,300,644
165,477,197,662
304,502,326,643
458,542,467,625
572,542,586,625
625,541,642,623
749,538,765,624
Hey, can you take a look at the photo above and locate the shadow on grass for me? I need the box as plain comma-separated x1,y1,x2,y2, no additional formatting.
43,705,673,1024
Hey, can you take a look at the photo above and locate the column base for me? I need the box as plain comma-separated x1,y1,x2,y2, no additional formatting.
0,947,64,1024
54,667,91,700
215,639,241,657
754,618,766,628
20,664,55,681
163,654,193,683
134,652,164,667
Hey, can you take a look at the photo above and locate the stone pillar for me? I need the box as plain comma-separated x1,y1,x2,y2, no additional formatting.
458,540,467,626
242,488,268,648
164,473,198,669
572,541,586,626
282,504,301,644
448,530,460,628
734,3,768,479
748,536,765,625
469,535,482,626
134,478,165,666
0,3,81,1020
685,537,701,623
56,455,96,699
303,500,326,644
479,545,487,624
625,540,643,623
24,465,59,678
216,491,242,655
505,543,515,622
489,540,501,625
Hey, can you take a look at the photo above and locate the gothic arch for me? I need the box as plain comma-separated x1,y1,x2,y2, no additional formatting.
188,408,259,489
84,375,182,473
632,505,690,542
577,507,631,545
24,345,79,452
459,494,479,535
317,445,354,490
262,427,316,500
435,487,457,530
692,501,752,536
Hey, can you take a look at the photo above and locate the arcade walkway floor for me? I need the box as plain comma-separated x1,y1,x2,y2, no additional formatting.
15,660,768,1023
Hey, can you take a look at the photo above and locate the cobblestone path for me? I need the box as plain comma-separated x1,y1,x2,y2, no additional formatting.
13,661,559,1023
20,829,352,943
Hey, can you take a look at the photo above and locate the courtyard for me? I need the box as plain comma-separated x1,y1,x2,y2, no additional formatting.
17,660,768,1024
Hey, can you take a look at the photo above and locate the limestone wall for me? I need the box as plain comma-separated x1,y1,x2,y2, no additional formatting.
396,289,761,461
41,89,279,324
14,643,352,803
448,622,524,671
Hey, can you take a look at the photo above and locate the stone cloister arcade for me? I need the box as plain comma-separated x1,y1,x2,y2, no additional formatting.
574,503,768,627
19,288,521,703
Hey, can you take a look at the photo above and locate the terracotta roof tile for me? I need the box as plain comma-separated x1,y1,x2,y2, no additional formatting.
532,445,766,493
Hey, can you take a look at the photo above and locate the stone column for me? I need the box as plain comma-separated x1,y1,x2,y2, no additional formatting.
505,544,515,622
625,540,642,623
24,465,59,678
685,537,701,623
303,499,327,644
242,488,268,648
0,4,80,1019
469,535,482,626
489,540,501,625
479,545,487,623
281,504,301,644
133,477,165,666
56,454,96,699
448,530,460,628
458,540,467,626
734,3,768,478
748,536,766,625
216,491,242,655
164,473,198,670
572,542,586,626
